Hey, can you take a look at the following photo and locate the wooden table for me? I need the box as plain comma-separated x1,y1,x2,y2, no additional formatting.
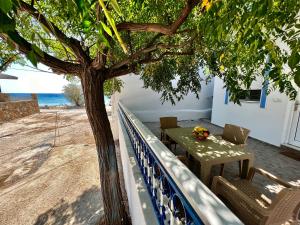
165,127,254,185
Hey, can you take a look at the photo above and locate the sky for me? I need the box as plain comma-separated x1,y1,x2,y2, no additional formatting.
0,63,69,93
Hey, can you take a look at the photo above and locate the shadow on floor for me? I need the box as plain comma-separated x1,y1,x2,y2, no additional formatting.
33,186,104,225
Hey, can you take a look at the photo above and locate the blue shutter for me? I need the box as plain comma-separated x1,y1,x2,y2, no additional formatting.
260,56,270,109
224,90,229,104
260,80,269,108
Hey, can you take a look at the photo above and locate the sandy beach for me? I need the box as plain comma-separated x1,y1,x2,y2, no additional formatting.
0,109,104,225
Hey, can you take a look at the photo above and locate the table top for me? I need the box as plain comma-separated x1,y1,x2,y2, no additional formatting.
165,127,253,164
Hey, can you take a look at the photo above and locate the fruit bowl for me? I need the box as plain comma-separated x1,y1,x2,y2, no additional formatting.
192,126,210,141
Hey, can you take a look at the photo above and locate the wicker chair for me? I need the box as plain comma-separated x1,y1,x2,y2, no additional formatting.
160,117,180,150
222,124,250,146
212,167,300,225
219,124,250,176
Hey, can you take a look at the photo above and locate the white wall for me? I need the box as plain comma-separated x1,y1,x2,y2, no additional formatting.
118,118,160,225
117,73,214,122
211,77,293,147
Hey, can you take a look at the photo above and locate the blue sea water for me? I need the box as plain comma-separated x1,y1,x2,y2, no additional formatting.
7,93,110,106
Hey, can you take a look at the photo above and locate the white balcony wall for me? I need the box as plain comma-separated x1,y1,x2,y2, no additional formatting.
211,77,293,146
117,72,214,122
118,117,160,225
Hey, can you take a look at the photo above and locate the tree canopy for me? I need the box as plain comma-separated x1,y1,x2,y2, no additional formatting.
1,1,299,224
0,0,299,103
196,0,300,101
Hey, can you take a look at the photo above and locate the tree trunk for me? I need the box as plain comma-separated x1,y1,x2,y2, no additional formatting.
81,67,129,225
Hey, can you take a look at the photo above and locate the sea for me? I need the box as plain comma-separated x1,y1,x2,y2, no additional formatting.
7,93,110,107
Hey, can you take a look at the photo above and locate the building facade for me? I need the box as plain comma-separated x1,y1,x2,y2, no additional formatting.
116,73,214,122
115,73,300,149
211,77,300,149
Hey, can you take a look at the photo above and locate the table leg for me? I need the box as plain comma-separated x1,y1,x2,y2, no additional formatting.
241,158,253,178
200,165,211,186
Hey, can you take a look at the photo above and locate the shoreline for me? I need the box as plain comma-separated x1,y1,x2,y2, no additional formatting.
39,105,81,110
39,105,112,111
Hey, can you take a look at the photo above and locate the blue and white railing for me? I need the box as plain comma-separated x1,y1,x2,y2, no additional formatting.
118,102,243,225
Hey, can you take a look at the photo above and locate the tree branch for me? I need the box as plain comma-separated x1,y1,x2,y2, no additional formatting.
139,50,194,64
117,0,199,35
0,54,19,72
91,6,112,70
0,32,82,75
106,50,194,79
110,43,187,70
19,1,90,63
106,67,134,78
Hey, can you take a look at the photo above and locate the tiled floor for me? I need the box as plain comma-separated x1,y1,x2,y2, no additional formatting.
145,119,300,197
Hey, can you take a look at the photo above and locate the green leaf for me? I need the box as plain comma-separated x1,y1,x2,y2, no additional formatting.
75,0,85,12
82,19,91,28
100,21,112,37
36,33,49,49
26,50,38,67
32,45,44,58
0,0,12,14
267,0,273,10
98,0,127,53
294,70,300,88
288,51,300,69
98,28,111,48
0,11,15,32
257,2,268,16
110,0,122,16
31,32,36,41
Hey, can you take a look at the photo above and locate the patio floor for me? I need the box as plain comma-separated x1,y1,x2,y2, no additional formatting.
145,119,300,196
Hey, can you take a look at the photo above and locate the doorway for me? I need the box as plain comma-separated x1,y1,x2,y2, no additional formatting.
289,89,300,148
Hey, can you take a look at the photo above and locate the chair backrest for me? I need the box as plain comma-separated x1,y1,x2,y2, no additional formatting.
264,187,300,225
222,124,250,145
160,117,178,129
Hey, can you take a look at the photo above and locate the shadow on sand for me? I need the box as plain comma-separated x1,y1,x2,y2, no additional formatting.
33,185,104,225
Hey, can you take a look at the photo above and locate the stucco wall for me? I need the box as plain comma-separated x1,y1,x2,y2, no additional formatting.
117,73,214,122
211,77,293,146
0,100,40,123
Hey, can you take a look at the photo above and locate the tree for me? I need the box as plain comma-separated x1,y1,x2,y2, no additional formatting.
0,40,20,72
0,0,299,224
63,80,84,106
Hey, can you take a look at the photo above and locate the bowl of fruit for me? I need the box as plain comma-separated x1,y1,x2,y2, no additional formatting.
192,126,210,141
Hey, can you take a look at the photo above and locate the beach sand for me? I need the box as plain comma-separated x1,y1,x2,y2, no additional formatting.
0,108,113,225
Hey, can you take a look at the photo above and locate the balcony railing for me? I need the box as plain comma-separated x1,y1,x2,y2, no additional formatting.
118,102,242,225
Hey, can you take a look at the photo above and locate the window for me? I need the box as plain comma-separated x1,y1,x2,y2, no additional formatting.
239,89,262,102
